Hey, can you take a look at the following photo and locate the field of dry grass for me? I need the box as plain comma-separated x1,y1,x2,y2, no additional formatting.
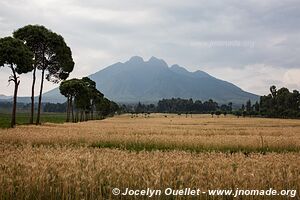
0,114,300,199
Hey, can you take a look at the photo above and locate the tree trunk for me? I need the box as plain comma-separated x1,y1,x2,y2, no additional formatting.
80,111,83,122
85,111,88,121
66,96,70,122
75,110,78,123
11,80,20,128
36,69,45,125
10,65,19,128
70,96,74,122
29,67,36,124
91,103,94,120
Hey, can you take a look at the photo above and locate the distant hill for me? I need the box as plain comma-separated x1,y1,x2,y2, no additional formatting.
0,94,11,101
2,56,259,105
0,94,63,104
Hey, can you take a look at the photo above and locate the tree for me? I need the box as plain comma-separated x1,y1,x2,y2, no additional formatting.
81,77,103,120
246,99,252,113
109,101,120,115
13,25,50,124
228,102,233,112
60,77,106,122
241,104,245,111
59,79,78,122
0,37,33,127
90,90,104,119
35,28,74,125
60,78,86,122
95,97,111,118
254,101,260,112
215,110,221,118
270,85,277,98
14,25,74,125
135,102,146,113
235,111,242,118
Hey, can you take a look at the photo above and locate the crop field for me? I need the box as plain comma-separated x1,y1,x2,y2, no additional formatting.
0,114,300,199
0,112,66,128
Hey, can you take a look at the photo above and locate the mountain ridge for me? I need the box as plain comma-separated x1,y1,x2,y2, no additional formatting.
87,56,258,105
1,56,259,105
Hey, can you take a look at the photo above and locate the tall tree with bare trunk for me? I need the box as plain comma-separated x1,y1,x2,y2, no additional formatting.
0,37,33,127
13,25,50,124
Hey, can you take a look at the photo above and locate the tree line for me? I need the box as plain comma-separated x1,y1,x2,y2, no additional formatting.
122,98,233,114
237,86,300,118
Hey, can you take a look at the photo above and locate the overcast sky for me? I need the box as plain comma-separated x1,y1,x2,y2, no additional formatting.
0,0,300,96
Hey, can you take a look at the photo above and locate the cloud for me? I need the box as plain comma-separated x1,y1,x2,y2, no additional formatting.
0,0,299,96
201,65,300,95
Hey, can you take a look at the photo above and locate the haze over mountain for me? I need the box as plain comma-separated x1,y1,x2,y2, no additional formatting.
40,56,258,105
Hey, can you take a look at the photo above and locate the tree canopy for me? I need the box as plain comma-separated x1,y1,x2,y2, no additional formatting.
13,25,75,83
13,25,51,124
0,37,33,73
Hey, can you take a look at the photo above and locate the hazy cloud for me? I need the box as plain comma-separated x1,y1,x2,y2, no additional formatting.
0,0,299,96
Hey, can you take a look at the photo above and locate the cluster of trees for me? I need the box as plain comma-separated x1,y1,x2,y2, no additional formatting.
0,24,118,127
0,25,74,127
43,103,67,113
234,100,260,117
237,86,300,118
0,102,31,112
157,98,225,113
260,86,300,118
123,98,232,114
59,77,119,122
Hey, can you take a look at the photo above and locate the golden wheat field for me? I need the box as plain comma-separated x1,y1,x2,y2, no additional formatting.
0,114,300,200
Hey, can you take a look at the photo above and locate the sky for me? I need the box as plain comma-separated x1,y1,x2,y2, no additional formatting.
0,0,300,96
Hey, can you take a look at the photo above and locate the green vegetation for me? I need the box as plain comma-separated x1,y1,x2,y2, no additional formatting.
0,24,74,128
0,37,33,128
13,25,75,125
0,112,66,128
90,140,300,154
237,85,300,118
0,25,117,129
1,115,299,199
123,98,232,115
59,77,119,122
260,85,300,118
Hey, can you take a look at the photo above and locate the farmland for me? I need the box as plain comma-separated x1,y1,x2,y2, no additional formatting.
0,112,66,128
0,114,300,199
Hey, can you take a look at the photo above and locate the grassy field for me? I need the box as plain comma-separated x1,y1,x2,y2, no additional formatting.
0,112,66,128
0,114,299,199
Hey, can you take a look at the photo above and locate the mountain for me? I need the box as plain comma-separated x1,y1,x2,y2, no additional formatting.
0,94,62,104
41,56,259,105
0,94,11,102
0,94,11,100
